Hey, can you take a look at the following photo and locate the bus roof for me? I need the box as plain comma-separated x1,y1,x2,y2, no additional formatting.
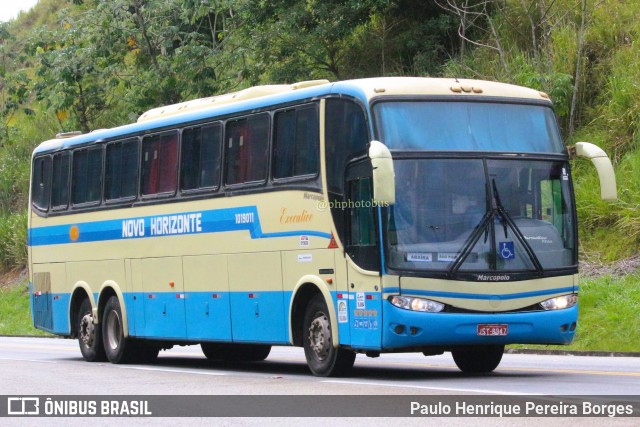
33,77,552,155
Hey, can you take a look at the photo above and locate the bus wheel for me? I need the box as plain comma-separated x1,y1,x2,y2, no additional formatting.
201,343,271,362
239,344,271,361
102,296,135,364
303,295,355,377
451,345,504,373
201,343,224,360
77,298,106,362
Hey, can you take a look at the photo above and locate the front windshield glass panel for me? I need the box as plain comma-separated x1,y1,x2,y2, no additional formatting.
386,159,576,273
374,101,564,153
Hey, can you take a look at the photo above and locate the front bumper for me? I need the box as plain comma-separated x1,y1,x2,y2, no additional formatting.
382,300,578,350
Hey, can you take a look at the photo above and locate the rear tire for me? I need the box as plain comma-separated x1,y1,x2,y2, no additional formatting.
201,343,271,362
77,298,106,362
102,296,137,364
302,295,355,377
452,345,504,373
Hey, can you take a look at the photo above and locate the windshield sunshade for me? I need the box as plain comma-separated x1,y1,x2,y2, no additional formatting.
374,101,564,153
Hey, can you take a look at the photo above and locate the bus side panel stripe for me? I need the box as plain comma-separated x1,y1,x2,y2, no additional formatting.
29,206,331,246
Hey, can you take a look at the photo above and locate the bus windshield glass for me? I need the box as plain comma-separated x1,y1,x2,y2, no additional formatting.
374,101,564,153
386,158,576,274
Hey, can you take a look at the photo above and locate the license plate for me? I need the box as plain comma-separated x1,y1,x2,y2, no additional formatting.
477,324,508,336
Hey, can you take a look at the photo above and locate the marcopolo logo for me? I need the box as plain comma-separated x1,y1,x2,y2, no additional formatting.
476,274,511,281
7,397,40,415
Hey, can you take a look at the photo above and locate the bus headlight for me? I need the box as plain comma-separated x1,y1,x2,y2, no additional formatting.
540,294,577,310
389,296,445,313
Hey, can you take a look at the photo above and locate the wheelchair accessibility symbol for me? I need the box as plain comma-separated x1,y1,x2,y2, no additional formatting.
499,241,515,260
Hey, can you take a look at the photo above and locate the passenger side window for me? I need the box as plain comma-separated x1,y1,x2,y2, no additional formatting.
181,123,222,191
31,156,52,211
105,138,139,200
273,105,319,179
72,147,103,205
225,114,269,186
51,152,70,209
141,132,179,196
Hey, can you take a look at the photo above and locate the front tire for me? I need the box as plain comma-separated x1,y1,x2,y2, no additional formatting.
77,298,106,362
303,295,355,377
451,345,504,373
102,296,136,364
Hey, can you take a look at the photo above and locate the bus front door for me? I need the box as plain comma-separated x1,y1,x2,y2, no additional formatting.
345,161,383,350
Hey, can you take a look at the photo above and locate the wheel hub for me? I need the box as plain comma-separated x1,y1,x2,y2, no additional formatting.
79,313,95,347
308,313,331,360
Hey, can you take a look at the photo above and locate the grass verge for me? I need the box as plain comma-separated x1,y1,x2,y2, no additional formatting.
510,273,640,353
0,276,49,336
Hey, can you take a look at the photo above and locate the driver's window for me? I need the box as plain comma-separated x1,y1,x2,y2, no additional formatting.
345,169,380,271
348,177,376,246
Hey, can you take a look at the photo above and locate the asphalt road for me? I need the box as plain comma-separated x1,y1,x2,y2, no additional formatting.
1,336,638,426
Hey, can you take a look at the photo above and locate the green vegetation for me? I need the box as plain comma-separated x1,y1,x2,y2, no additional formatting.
0,1,639,350
509,274,640,353
572,274,640,352
0,278,48,336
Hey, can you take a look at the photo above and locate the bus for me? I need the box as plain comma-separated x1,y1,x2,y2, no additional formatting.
28,77,616,376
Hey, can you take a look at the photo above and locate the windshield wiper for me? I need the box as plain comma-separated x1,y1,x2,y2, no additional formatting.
492,180,508,239
448,179,545,277
448,209,494,275
491,179,544,275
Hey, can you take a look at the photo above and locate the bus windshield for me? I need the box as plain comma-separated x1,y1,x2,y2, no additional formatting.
385,158,576,275
374,101,564,153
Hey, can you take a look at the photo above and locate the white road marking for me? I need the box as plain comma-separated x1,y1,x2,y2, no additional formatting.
112,365,228,376
0,357,58,364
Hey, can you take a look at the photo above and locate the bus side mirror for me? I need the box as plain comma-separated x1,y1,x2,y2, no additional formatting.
569,142,617,201
369,140,395,205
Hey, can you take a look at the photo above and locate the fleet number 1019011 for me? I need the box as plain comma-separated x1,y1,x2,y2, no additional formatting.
235,212,255,224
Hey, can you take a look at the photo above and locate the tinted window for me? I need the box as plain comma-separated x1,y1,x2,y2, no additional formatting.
225,114,269,185
51,152,70,209
348,177,376,246
31,156,51,211
105,138,139,200
142,132,179,195
325,99,369,195
273,105,319,179
181,124,222,191
72,147,103,205
325,99,369,236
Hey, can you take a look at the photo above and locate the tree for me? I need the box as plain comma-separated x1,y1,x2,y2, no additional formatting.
0,23,32,141
33,19,109,133
235,0,390,82
343,1,455,77
78,0,243,114
434,0,509,72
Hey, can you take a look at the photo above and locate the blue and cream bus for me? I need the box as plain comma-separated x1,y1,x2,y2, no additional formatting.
28,77,616,376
